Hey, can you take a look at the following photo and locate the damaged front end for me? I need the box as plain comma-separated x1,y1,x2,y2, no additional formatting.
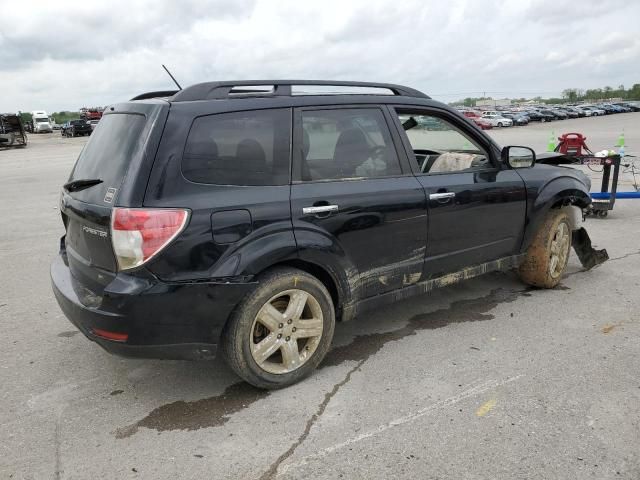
572,227,609,270
559,205,609,270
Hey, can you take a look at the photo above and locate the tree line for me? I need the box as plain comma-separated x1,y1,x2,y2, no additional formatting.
452,83,640,106
561,84,640,102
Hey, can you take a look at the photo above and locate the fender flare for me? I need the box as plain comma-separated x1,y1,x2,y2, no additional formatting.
522,177,591,251
213,226,357,319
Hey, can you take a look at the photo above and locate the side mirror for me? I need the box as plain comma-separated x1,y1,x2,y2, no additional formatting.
502,145,536,168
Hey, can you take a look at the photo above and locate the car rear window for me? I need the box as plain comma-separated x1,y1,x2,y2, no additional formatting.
68,113,147,204
182,109,291,186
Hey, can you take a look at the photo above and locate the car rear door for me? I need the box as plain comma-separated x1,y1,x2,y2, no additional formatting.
290,106,427,299
389,106,526,279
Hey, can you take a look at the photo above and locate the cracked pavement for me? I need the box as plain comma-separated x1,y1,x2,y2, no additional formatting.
2,120,639,480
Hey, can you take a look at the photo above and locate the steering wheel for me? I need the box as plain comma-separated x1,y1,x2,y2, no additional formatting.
416,149,443,173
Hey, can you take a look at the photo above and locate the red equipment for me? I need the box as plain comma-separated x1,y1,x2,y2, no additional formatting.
80,107,104,121
554,132,592,156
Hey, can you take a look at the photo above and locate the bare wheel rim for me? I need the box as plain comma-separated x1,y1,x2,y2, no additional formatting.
549,222,570,278
250,289,324,375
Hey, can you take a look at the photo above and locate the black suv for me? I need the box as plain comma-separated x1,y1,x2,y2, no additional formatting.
62,119,92,137
51,80,605,389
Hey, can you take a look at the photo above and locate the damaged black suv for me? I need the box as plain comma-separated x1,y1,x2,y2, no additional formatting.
51,80,606,389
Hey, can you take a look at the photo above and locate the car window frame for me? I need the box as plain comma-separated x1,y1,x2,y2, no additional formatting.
291,105,413,184
387,105,499,177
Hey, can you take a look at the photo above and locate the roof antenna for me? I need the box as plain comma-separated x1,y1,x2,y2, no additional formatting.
162,64,182,90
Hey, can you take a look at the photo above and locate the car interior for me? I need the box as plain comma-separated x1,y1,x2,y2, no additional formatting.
398,114,491,173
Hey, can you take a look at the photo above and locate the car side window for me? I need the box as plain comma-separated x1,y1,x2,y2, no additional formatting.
182,108,290,186
299,108,401,181
395,110,492,174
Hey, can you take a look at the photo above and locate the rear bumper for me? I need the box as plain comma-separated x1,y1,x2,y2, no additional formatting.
51,254,255,360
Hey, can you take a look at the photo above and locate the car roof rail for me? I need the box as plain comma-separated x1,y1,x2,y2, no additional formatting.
170,80,430,102
130,90,180,101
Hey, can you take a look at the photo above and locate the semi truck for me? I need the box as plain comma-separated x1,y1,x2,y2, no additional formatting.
31,111,53,133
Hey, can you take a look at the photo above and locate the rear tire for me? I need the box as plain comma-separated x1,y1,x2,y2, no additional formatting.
221,267,335,389
518,210,572,288
497,122,503,127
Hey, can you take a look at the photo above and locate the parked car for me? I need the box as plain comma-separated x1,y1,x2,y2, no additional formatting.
578,107,596,116
521,110,543,122
607,104,628,113
555,107,579,118
547,109,568,120
594,104,615,114
461,110,492,129
480,111,513,127
538,109,561,120
566,107,586,117
88,119,100,131
462,110,482,119
51,80,603,389
501,112,529,126
619,102,640,112
525,109,554,122
62,119,92,137
470,117,493,130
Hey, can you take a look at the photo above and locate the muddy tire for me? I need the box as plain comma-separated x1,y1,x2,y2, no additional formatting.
221,267,335,389
518,210,572,288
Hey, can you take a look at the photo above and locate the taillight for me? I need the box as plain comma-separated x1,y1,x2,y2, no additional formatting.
111,208,189,270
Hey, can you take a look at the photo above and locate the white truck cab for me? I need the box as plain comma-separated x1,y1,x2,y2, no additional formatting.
31,111,53,133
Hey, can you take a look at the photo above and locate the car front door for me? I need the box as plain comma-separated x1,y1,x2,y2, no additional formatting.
290,106,428,300
390,107,527,279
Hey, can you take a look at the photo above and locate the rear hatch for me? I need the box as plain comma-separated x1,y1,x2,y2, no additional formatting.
60,102,167,293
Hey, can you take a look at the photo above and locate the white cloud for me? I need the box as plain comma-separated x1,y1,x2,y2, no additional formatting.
1,0,638,112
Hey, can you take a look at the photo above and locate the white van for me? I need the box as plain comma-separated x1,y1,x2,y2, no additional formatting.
31,111,53,133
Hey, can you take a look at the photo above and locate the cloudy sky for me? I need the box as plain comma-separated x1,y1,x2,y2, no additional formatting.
2,0,639,112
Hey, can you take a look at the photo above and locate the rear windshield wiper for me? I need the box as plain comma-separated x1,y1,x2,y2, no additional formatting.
63,178,103,192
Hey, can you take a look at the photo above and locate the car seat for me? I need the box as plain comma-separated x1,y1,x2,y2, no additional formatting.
333,128,370,178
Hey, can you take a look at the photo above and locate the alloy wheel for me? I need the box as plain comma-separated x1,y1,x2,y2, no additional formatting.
250,289,324,374
549,222,570,278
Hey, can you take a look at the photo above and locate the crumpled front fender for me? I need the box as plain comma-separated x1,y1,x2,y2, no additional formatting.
572,227,609,270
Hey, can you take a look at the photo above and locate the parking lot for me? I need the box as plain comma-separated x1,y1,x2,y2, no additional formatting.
1,114,639,479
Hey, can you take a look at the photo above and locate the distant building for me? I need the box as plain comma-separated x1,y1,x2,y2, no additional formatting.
475,98,511,108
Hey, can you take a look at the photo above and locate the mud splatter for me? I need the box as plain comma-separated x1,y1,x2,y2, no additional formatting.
321,288,519,368
110,390,124,396
115,382,268,439
57,331,79,338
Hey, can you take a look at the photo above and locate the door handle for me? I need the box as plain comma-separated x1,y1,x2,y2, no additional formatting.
429,192,456,201
302,205,339,215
